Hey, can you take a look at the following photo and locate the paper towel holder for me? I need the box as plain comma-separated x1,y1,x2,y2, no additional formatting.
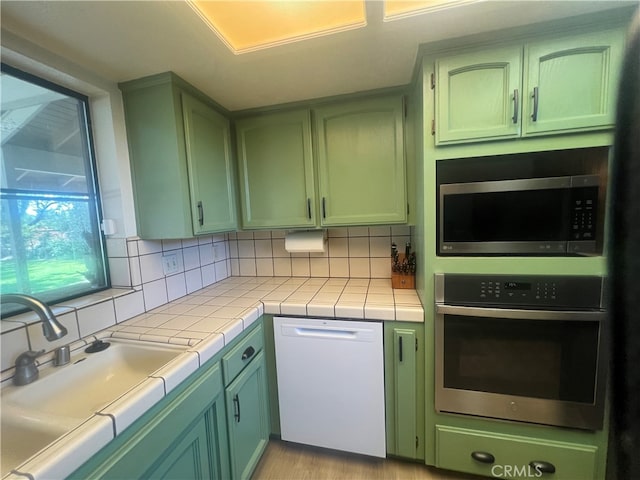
284,230,326,253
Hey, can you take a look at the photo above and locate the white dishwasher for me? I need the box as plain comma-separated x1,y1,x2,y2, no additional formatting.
273,316,386,458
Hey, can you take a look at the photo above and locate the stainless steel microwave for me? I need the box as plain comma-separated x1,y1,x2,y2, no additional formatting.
439,175,600,255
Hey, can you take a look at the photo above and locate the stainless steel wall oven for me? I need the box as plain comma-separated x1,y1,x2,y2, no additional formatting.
435,273,607,430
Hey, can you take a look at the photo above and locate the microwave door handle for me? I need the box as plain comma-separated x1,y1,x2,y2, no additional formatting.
435,304,606,322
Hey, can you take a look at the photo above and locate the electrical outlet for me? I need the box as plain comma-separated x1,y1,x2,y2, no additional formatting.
162,253,179,275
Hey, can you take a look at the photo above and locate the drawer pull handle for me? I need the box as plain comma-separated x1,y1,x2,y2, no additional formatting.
241,346,255,360
529,461,556,474
471,451,495,464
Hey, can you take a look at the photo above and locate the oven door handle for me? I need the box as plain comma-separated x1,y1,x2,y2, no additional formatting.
435,304,606,321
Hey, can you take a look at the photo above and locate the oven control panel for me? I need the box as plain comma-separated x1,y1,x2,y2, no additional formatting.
439,274,604,309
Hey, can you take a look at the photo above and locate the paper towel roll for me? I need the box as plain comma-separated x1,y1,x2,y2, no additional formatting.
284,230,326,253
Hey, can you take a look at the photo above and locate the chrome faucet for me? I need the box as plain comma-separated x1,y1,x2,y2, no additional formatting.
1,293,68,340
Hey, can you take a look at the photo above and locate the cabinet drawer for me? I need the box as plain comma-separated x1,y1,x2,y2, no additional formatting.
223,323,264,385
436,425,598,480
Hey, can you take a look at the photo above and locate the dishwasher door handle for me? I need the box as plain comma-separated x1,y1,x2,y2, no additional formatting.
294,327,358,340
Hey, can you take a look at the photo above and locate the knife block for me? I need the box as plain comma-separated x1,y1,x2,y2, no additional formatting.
392,272,415,289
391,253,415,289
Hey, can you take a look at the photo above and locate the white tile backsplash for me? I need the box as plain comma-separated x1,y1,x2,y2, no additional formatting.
139,252,164,283
199,243,214,265
329,257,350,277
182,246,201,270
1,234,232,374
185,268,204,294
142,278,169,311
2,226,411,375
77,301,116,338
256,258,275,276
166,273,187,301
1,327,30,369
108,257,131,287
255,239,273,257
202,264,216,287
114,290,145,323
137,239,163,255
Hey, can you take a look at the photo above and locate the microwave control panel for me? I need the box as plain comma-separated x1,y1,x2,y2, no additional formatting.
439,274,604,309
570,186,598,241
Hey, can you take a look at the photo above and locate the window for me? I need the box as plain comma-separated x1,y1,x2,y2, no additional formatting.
1,63,109,315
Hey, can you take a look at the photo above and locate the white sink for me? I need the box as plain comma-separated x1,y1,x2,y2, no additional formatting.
0,338,187,476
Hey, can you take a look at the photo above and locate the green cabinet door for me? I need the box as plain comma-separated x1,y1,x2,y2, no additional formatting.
182,93,237,234
235,110,316,229
522,28,625,136
435,46,523,144
143,414,213,479
226,350,270,480
119,72,236,239
315,96,407,226
68,362,230,480
384,322,425,460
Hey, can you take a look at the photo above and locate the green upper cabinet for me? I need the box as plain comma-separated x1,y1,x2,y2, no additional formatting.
522,28,625,136
182,93,236,234
435,46,523,144
434,26,625,145
235,110,316,229
119,72,236,239
315,96,407,226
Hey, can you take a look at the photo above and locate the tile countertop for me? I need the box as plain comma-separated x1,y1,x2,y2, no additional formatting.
3,276,423,480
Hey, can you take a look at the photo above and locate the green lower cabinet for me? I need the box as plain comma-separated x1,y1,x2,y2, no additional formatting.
68,362,230,480
436,425,598,480
225,350,270,480
384,322,425,460
145,415,213,479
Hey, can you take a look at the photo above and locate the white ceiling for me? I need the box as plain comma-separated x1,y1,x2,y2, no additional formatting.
0,1,636,112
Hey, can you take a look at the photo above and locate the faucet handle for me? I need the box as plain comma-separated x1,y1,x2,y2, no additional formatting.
13,349,45,386
15,349,45,365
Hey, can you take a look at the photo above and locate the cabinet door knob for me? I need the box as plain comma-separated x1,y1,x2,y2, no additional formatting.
529,460,556,474
512,89,519,124
307,198,312,220
471,451,495,464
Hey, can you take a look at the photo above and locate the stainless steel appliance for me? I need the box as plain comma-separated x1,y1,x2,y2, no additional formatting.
439,174,600,255
435,273,607,430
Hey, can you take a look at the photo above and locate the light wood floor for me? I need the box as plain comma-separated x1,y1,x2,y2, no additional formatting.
252,440,483,480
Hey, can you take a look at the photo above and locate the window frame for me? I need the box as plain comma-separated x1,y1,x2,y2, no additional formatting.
1,62,111,316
